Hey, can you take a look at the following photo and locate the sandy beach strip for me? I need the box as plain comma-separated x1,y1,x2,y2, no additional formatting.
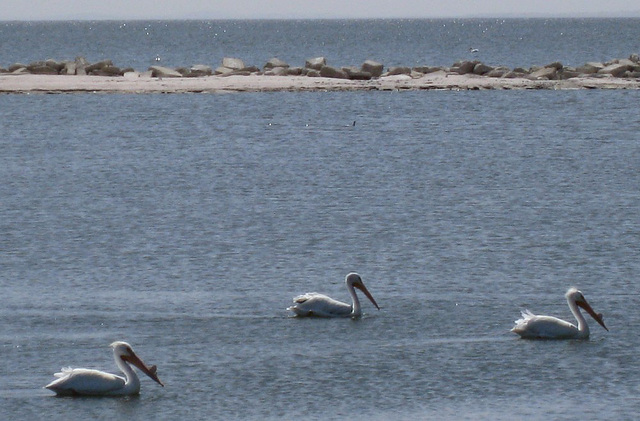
1,72,640,94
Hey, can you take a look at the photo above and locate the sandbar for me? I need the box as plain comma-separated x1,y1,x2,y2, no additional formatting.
1,72,639,94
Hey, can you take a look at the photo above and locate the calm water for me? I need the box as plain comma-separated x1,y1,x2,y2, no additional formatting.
2,89,639,420
1,19,640,70
1,19,640,421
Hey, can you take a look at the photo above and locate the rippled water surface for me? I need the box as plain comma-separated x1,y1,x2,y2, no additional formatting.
1,88,639,420
2,18,640,417
1,18,640,70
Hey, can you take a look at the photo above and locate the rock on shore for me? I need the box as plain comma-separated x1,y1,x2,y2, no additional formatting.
1,53,640,93
2,54,640,82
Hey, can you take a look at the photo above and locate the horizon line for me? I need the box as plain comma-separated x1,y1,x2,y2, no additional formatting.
2,12,640,22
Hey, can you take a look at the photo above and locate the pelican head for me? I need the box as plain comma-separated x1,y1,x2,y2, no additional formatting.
346,273,380,310
111,341,164,387
566,288,608,331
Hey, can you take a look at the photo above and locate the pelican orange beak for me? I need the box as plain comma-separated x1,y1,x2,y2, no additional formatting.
354,282,380,310
577,299,609,331
123,352,165,387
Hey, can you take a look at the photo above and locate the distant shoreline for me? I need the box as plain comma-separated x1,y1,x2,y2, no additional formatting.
3,52,639,93
3,15,640,22
1,72,640,94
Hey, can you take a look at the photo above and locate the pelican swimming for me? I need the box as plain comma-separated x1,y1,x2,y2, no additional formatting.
288,272,380,318
511,288,608,339
45,341,164,396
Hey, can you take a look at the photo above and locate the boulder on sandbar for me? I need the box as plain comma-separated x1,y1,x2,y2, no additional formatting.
503,70,529,79
149,66,183,78
413,65,442,74
8,63,27,72
45,59,65,73
174,67,190,76
286,67,304,76
62,61,77,75
11,67,29,75
216,59,258,76
75,58,89,75
221,70,252,77
266,66,303,76
264,66,288,76
305,57,327,70
473,63,493,75
92,66,123,76
576,62,604,74
264,58,289,69
27,62,59,75
85,60,114,74
319,65,348,79
361,60,383,77
222,57,245,70
451,60,478,75
75,56,90,66
187,64,213,77
529,66,557,80
598,62,632,77
342,66,372,80
616,58,637,67
386,66,412,76
242,65,261,73
123,71,141,79
214,66,234,75
486,66,510,78
558,69,581,80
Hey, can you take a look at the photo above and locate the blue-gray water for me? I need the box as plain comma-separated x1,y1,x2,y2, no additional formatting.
2,19,640,421
1,19,640,70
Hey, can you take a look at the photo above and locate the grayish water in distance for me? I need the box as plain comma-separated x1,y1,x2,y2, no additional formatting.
1,19,640,421
1,19,640,70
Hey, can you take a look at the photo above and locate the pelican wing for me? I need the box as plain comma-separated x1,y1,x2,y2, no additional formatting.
288,293,352,317
511,310,578,339
45,367,126,396
292,292,320,304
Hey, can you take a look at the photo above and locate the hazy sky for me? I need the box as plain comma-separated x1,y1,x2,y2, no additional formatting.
2,0,640,20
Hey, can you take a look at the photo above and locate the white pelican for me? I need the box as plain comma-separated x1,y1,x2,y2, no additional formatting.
511,287,608,339
45,341,164,396
288,272,380,318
